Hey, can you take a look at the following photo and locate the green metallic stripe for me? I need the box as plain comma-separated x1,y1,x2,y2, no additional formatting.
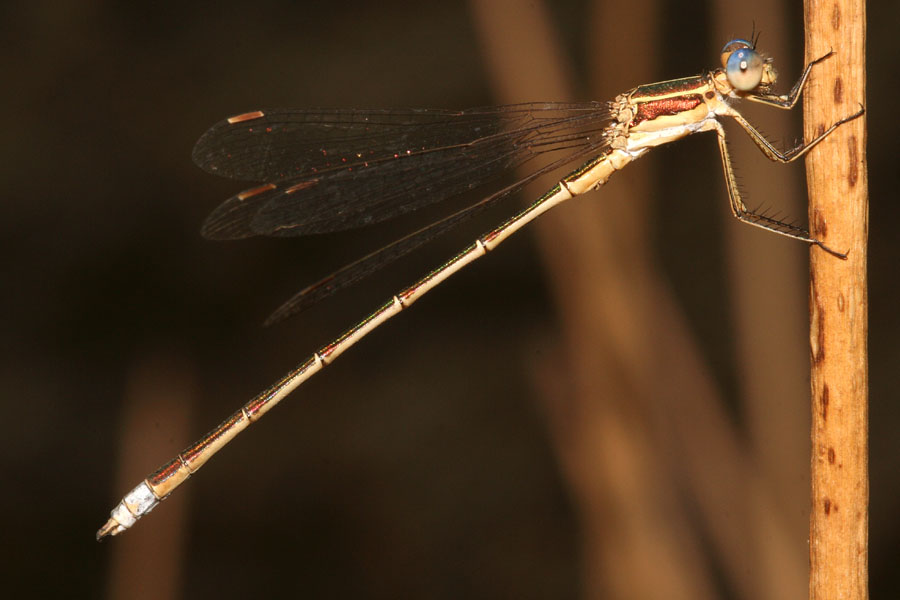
561,151,613,184
630,75,708,101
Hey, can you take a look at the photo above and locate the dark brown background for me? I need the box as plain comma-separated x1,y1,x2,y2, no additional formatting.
1,1,895,598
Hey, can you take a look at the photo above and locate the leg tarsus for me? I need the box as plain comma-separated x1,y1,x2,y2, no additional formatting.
814,240,849,260
810,49,834,66
835,103,866,126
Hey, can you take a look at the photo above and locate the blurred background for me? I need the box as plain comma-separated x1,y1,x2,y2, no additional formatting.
1,0,895,598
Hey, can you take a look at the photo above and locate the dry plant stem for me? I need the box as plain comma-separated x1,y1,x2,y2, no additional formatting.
107,356,194,600
803,1,869,599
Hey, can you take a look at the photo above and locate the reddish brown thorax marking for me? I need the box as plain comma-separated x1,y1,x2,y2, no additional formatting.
630,95,703,126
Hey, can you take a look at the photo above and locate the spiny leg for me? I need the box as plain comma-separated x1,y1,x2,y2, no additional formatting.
711,120,847,258
726,104,865,164
745,50,833,109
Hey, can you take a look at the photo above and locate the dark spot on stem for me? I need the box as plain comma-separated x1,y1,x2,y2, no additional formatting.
813,207,828,237
824,498,832,515
832,4,841,29
848,135,859,188
816,304,826,365
828,447,836,464
821,384,830,420
833,78,843,104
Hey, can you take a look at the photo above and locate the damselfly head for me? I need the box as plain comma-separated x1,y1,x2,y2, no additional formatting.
720,38,774,91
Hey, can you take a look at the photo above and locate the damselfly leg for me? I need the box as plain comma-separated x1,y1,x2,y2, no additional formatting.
713,102,864,257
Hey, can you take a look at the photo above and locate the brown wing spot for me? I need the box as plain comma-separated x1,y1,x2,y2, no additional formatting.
227,110,266,124
285,180,318,194
237,183,277,200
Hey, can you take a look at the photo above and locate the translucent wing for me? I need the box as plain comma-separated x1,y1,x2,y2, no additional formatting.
264,137,609,324
193,104,610,239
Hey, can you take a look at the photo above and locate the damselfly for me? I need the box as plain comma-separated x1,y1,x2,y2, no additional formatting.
98,38,863,539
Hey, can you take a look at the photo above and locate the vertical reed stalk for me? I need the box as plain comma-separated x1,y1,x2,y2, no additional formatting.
803,1,869,598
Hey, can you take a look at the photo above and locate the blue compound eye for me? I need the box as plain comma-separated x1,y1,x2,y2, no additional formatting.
725,47,764,91
720,38,753,68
